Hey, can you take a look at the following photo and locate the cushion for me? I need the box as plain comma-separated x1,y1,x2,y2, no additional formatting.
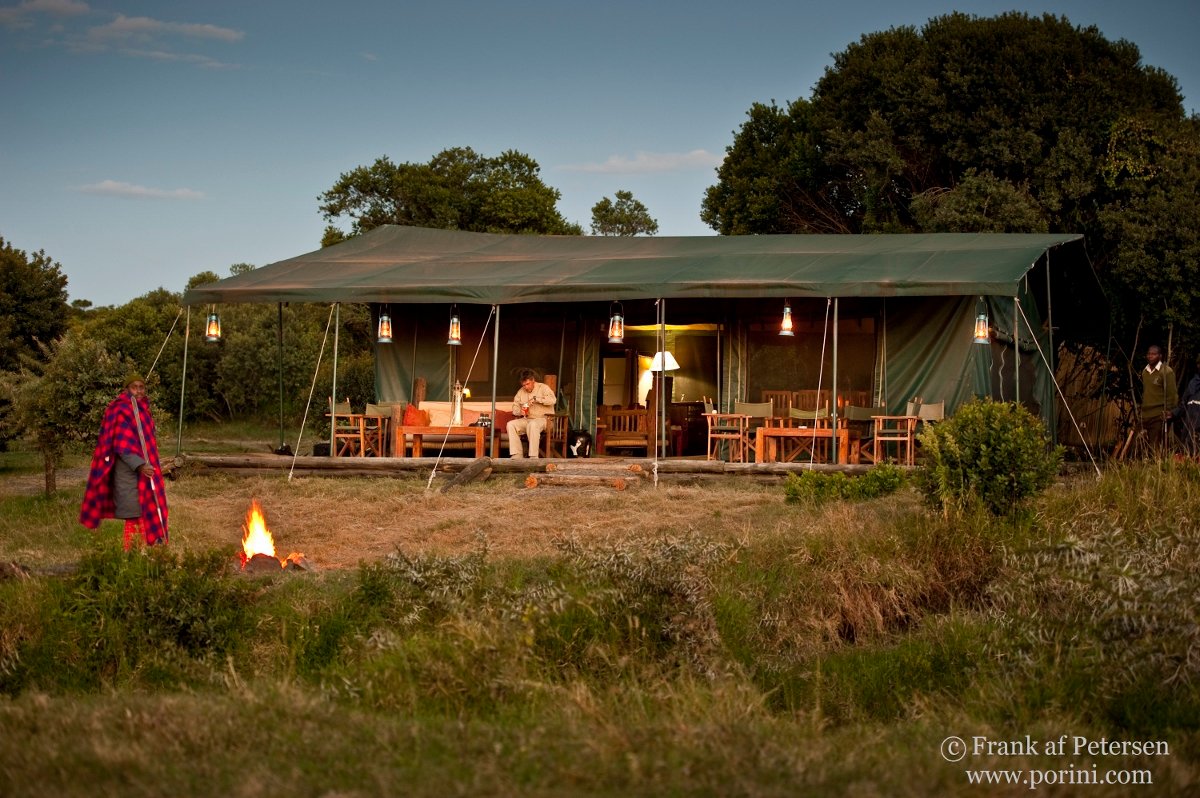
493,409,517,430
402,404,430,426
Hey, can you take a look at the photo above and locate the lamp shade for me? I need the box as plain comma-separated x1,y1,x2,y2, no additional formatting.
649,351,680,372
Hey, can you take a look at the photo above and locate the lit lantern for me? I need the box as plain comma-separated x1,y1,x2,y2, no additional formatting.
447,305,462,346
973,312,989,344
607,302,624,344
204,308,222,342
377,309,393,343
779,300,795,337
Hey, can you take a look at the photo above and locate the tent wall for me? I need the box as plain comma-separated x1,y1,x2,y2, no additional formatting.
376,302,581,412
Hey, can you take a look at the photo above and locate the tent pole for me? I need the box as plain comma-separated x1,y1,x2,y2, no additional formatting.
880,299,888,408
490,304,500,458
176,305,191,456
658,298,667,461
557,314,566,411
1045,251,1057,444
1014,295,1020,405
832,297,840,462
330,302,340,455
277,302,285,452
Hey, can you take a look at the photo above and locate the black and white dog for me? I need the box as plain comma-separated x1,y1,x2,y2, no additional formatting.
567,430,593,458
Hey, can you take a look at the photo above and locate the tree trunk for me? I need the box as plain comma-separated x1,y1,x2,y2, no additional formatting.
43,451,57,495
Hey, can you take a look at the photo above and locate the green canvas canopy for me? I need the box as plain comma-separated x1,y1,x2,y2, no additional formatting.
180,226,1089,456
182,226,1083,305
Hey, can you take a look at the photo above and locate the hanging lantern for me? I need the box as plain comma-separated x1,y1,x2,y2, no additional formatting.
607,301,624,344
973,298,989,344
447,305,462,346
779,300,795,337
973,313,990,344
377,308,393,343
204,307,222,342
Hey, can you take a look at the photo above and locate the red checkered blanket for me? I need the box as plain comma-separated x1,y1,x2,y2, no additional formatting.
79,392,168,545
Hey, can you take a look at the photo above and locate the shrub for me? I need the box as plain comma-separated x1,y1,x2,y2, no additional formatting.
783,463,906,505
3,541,256,693
916,400,1062,516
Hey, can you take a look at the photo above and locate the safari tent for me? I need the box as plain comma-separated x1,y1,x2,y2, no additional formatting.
183,225,1085,453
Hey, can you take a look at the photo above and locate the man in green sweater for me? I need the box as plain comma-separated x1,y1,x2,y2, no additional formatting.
1141,345,1177,453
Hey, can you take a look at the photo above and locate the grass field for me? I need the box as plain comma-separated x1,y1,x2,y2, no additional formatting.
1,433,1198,796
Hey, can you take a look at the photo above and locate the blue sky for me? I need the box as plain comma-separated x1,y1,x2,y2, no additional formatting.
2,0,1196,307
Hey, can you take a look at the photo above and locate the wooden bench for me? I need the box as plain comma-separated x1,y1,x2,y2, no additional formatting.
596,407,649,455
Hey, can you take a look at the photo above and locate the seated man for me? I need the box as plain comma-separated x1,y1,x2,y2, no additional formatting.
506,368,556,458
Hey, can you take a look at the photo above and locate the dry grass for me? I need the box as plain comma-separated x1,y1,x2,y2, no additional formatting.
165,472,800,569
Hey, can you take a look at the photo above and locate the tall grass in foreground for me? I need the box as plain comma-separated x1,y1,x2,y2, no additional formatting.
1,463,1198,795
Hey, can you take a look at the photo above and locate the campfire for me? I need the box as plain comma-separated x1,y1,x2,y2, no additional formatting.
238,498,308,572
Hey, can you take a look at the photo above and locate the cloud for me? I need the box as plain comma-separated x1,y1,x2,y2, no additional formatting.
560,149,724,175
88,14,243,43
0,0,88,27
116,47,235,68
77,180,205,200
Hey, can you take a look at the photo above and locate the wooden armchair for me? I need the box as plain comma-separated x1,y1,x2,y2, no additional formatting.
760,390,794,420
515,413,569,457
329,397,364,457
844,405,885,464
363,403,392,457
596,407,649,455
703,398,747,462
793,389,831,414
873,415,917,465
734,400,774,460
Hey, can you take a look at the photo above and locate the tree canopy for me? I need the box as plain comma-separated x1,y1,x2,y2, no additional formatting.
702,11,1200,366
590,190,659,236
0,236,69,373
319,147,582,238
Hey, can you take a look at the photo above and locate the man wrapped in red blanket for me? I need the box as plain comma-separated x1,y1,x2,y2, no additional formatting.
79,375,169,548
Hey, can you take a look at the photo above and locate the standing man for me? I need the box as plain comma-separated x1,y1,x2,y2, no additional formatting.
1140,345,1178,454
506,368,556,458
80,375,169,548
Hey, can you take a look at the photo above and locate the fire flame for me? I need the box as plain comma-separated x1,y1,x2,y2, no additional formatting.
239,499,305,571
242,498,277,562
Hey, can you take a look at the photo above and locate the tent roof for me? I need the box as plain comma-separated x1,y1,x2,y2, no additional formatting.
183,226,1083,305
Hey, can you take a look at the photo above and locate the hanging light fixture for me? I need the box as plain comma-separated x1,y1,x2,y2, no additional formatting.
973,298,990,344
447,305,462,346
377,306,393,343
204,305,222,342
607,301,625,344
779,300,795,337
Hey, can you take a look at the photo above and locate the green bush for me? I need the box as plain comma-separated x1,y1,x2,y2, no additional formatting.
783,463,906,505
2,541,256,693
915,399,1062,517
